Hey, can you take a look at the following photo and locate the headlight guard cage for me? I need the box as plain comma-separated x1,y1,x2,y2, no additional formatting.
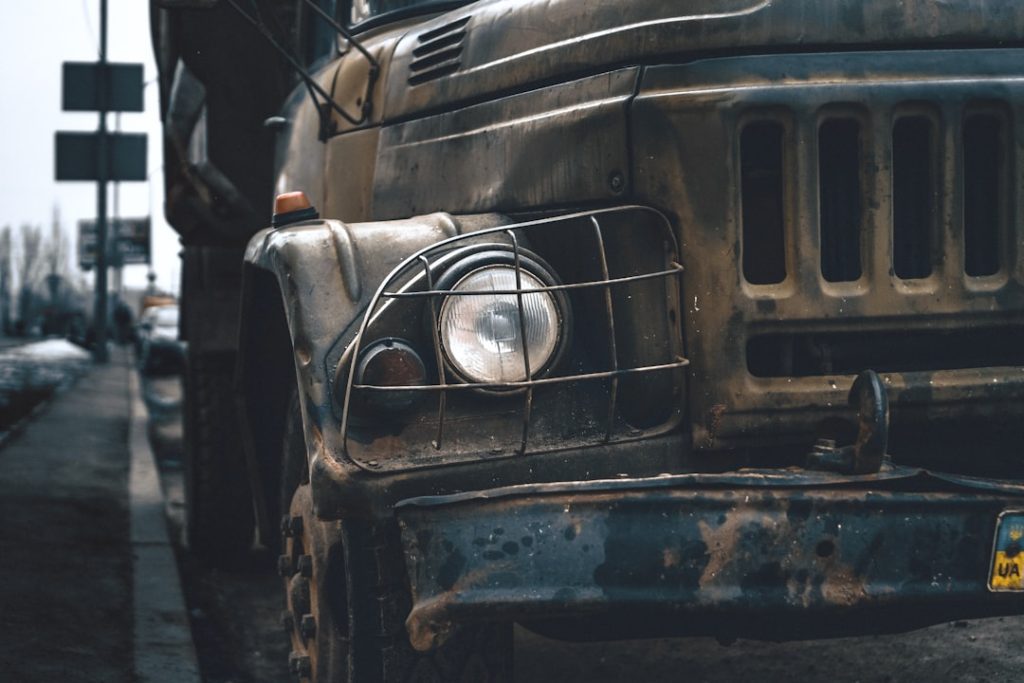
339,205,689,470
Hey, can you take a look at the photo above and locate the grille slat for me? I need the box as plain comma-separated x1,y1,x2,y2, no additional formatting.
939,102,964,284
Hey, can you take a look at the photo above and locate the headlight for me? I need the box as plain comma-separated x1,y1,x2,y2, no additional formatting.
439,264,564,384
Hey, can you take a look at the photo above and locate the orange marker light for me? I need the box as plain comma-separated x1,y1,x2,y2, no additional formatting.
271,191,319,228
274,191,312,215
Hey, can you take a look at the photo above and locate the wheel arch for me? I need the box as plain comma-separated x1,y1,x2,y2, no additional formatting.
237,213,506,529
237,261,297,549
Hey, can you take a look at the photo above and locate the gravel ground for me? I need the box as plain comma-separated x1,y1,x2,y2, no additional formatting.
143,373,1024,683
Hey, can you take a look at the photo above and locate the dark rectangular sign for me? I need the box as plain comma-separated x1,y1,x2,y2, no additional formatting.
79,217,151,269
55,132,147,182
62,62,144,112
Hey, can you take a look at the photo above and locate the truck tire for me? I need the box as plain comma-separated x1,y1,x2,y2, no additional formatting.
183,350,255,564
279,396,513,682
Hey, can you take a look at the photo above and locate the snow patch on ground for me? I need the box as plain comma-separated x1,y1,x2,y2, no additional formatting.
10,339,91,361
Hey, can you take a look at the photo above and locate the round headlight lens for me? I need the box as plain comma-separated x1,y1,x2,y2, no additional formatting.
439,266,561,384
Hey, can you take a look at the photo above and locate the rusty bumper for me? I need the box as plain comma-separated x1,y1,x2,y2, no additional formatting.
396,468,1024,651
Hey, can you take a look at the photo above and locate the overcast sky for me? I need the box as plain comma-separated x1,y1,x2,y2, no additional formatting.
0,1,179,294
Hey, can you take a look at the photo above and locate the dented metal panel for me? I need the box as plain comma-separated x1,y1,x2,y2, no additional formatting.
243,213,469,464
384,0,1024,122
373,68,638,218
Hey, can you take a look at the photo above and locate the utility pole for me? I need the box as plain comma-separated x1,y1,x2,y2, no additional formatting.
112,112,123,297
93,0,110,363
56,1,145,351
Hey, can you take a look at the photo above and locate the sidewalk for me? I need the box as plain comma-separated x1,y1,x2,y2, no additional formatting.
0,348,197,682
0,348,134,681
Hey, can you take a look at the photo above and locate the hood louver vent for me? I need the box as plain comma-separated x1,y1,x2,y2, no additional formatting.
408,16,470,86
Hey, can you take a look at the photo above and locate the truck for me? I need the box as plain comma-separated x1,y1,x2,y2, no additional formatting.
151,0,1024,680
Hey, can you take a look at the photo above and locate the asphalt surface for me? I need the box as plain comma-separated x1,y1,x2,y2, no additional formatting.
144,375,289,683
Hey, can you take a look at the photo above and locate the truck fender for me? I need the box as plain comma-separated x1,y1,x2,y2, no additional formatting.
235,212,503,536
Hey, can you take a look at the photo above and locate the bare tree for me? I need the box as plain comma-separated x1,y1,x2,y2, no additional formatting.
46,205,69,280
0,226,10,334
16,223,43,331
18,224,42,292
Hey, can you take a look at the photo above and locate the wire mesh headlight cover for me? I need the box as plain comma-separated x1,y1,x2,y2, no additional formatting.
339,206,688,472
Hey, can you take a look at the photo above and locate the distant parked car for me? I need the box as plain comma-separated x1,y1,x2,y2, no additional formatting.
136,305,184,376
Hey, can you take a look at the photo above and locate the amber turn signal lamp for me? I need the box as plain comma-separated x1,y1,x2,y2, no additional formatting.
353,339,427,412
272,191,319,228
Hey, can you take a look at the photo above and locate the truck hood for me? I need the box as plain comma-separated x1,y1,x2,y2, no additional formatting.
383,0,1024,121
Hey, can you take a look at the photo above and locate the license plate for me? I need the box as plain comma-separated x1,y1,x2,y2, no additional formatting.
989,511,1024,591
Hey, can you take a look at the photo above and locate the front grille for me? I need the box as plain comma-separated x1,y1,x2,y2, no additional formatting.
734,96,1022,381
739,101,1014,289
632,49,1024,452
339,207,687,471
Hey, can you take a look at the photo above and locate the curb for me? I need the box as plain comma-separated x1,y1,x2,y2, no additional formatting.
129,370,202,683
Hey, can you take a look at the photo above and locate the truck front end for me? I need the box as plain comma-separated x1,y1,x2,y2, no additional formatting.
236,0,1024,676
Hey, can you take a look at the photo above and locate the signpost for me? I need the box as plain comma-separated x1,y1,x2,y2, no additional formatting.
62,62,144,112
55,132,147,182
78,218,151,270
54,0,146,362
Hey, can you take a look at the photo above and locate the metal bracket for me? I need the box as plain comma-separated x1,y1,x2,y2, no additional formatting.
223,0,380,136
807,369,890,475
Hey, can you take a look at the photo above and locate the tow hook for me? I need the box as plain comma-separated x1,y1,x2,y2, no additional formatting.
806,369,890,475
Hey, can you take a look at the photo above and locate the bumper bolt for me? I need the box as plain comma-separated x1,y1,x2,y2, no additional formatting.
281,515,293,538
278,554,295,577
300,614,316,639
289,516,304,538
609,171,625,193
297,555,313,578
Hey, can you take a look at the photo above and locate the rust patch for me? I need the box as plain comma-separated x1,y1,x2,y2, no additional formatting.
406,594,456,652
702,403,728,448
697,506,748,589
819,562,869,607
